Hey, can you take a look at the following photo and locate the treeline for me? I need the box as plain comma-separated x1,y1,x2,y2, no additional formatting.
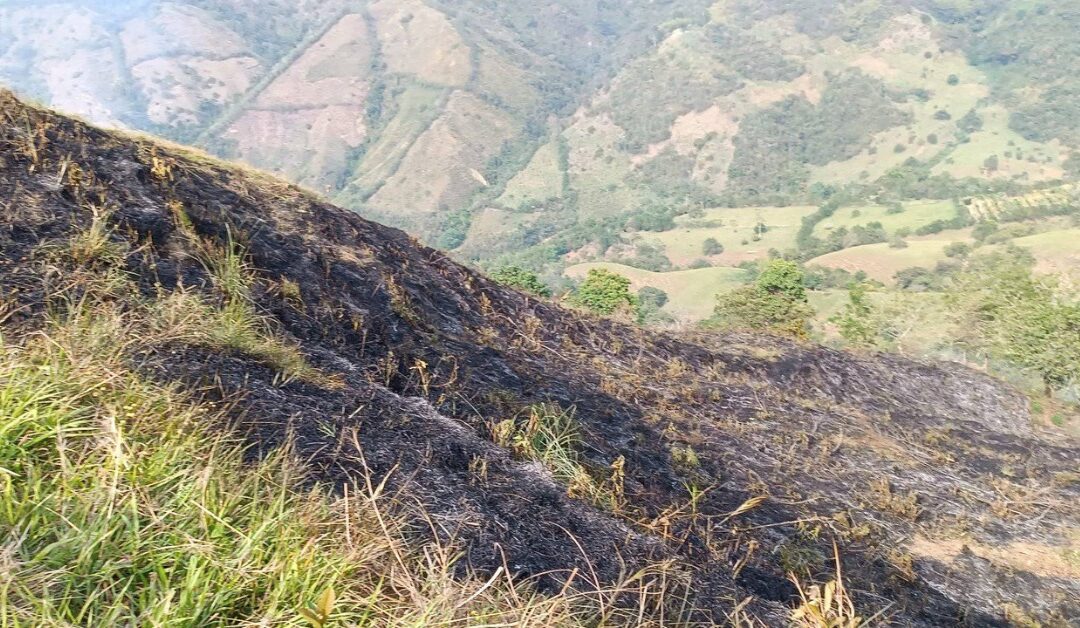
726,70,911,202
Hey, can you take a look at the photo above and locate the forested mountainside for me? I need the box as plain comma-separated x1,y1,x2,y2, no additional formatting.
3,0,1079,266
3,90,1079,626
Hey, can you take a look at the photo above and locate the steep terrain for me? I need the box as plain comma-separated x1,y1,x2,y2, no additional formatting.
3,0,1079,262
3,92,1078,625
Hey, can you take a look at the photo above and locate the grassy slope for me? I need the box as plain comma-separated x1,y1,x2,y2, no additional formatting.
565,262,749,321
337,84,446,200
810,289,951,354
1012,228,1080,277
814,200,956,238
807,240,955,283
497,140,564,208
641,205,816,266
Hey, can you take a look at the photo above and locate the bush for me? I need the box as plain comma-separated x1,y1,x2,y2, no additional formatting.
491,266,552,296
572,269,637,315
944,242,972,258
702,237,724,256
972,221,999,242
637,286,668,310
894,267,939,291
957,110,984,134
711,260,813,337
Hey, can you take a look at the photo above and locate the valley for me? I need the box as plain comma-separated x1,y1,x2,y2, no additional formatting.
2,0,1080,622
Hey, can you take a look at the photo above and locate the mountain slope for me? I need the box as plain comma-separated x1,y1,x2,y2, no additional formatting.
4,0,1078,265
3,91,1078,625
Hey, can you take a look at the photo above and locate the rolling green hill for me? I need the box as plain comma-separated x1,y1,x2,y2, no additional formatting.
565,262,750,321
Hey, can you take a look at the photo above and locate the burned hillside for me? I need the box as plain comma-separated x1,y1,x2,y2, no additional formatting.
1,91,1077,626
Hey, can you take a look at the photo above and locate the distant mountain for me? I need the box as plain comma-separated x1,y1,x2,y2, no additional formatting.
4,0,1078,264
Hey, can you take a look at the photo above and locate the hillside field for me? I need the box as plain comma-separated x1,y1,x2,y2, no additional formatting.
565,262,749,321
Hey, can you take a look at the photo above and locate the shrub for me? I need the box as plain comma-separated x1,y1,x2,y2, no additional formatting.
572,269,637,315
831,282,878,347
637,286,669,310
957,110,984,134
944,242,972,258
711,260,813,337
702,237,724,256
492,266,551,297
894,267,939,291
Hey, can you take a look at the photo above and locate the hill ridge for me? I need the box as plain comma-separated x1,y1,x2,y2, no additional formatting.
1,90,1077,625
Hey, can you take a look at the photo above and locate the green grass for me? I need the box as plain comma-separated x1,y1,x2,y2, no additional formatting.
814,200,957,239
0,308,362,625
641,205,817,266
807,240,955,284
932,104,1065,183
491,404,623,512
565,262,750,321
497,140,564,208
1,306,635,626
1011,228,1080,276
338,83,446,199
809,289,951,354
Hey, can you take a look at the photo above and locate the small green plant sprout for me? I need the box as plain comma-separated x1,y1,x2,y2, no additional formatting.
790,542,878,627
299,587,336,627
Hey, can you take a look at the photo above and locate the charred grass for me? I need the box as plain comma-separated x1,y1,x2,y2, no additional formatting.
2,90,1078,625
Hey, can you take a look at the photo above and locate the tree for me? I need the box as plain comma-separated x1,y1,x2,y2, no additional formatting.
637,286,668,310
702,237,724,256
949,253,1080,396
636,286,672,324
831,283,878,347
894,267,938,291
572,269,637,315
972,221,999,242
757,259,807,301
958,110,983,134
711,260,813,338
943,242,972,258
491,266,551,297
999,286,1080,395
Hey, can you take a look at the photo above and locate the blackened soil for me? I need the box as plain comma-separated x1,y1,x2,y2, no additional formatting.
2,91,1077,626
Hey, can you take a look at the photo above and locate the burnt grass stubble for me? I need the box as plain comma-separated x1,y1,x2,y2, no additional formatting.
1,91,1077,626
